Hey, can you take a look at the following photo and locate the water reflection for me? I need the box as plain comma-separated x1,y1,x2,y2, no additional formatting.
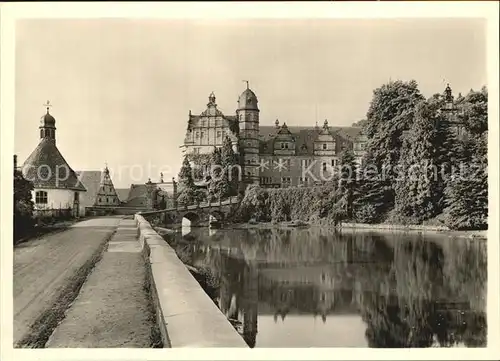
165,227,487,348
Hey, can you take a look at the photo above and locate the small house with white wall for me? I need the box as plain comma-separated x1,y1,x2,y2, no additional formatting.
21,102,87,217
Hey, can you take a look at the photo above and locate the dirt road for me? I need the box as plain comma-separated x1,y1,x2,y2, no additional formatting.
13,217,121,346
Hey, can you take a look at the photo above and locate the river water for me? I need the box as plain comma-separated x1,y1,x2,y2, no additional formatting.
164,226,487,348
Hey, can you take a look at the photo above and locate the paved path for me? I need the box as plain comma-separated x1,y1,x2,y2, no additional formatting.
13,217,121,346
46,219,156,348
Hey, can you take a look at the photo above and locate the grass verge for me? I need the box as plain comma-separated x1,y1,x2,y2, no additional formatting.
143,259,164,348
15,230,116,348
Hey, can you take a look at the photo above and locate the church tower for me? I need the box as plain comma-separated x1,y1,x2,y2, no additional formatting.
236,82,260,184
39,100,56,143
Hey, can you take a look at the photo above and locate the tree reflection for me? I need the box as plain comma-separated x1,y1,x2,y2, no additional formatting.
360,235,486,348
163,228,486,348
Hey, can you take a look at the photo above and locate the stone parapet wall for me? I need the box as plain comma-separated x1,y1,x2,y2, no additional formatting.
134,213,248,348
85,206,149,216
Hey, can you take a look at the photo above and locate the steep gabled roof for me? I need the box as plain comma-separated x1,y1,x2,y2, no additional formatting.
115,188,131,203
259,124,363,156
75,171,102,207
22,138,86,191
122,184,149,208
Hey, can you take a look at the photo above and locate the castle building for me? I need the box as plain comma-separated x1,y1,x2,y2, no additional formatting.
21,102,87,216
181,85,368,188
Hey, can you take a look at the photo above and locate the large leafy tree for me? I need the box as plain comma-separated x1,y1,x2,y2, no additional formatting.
354,151,390,223
177,155,204,204
14,167,35,242
394,98,448,223
208,146,231,201
338,148,358,220
363,80,425,213
219,136,239,198
443,88,488,230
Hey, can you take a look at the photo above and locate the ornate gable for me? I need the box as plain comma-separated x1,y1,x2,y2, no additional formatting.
313,120,337,156
273,123,296,156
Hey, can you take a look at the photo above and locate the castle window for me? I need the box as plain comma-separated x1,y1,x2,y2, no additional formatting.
200,132,204,138
331,159,337,167
322,162,327,172
247,142,251,147
74,192,79,202
322,143,327,150
217,131,221,138
281,177,291,184
195,132,200,138
320,292,326,302
35,191,48,204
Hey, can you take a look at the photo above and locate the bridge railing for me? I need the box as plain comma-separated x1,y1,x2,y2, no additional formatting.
138,196,240,216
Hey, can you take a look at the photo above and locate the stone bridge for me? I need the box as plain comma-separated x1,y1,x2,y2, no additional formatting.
139,196,240,226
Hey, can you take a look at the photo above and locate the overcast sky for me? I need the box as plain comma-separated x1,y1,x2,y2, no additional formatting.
14,18,486,188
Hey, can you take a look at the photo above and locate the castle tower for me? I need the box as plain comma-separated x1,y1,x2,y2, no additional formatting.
236,82,260,184
39,100,56,143
441,83,462,137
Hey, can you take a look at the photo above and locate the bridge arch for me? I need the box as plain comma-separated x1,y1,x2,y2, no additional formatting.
182,211,201,227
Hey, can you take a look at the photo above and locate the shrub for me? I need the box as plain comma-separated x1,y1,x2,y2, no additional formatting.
354,203,380,224
236,184,342,224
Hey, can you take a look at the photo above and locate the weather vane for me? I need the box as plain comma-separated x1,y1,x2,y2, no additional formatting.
43,100,52,113
243,80,249,89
